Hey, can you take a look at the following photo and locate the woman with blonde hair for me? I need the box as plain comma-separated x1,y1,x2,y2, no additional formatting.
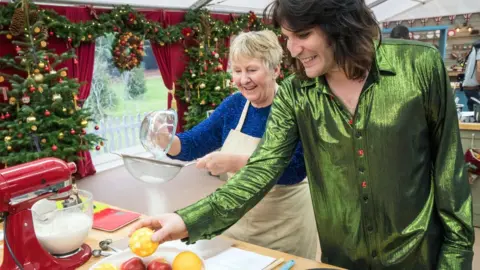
153,30,317,259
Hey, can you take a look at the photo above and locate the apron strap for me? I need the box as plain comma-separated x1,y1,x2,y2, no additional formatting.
235,100,250,131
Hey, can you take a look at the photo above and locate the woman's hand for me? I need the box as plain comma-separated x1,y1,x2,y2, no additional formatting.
196,152,249,176
128,213,188,244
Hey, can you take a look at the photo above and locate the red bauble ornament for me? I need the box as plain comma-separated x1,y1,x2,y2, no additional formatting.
95,145,101,151
45,66,50,71
29,86,36,92
0,114,4,120
94,125,99,130
59,79,63,83
70,129,76,135
81,129,87,135
49,31,54,36
17,133,22,138
5,112,10,119
74,58,78,64
51,145,58,151
15,46,20,52
44,56,49,60
68,37,72,43
44,110,51,117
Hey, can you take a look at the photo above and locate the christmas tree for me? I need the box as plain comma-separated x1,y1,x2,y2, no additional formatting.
0,0,102,167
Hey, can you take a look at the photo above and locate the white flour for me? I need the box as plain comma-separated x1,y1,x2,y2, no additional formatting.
34,212,92,254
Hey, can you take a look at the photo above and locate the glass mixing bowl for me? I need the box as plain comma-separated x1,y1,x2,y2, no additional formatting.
139,109,178,160
31,189,93,255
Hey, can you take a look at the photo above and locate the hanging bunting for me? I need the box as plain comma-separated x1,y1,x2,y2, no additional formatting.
408,19,416,27
420,18,428,26
449,15,456,24
463,14,472,24
434,17,443,25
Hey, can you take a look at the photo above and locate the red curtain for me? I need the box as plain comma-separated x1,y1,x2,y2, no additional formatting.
150,11,188,133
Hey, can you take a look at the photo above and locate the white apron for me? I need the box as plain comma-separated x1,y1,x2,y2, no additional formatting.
219,100,318,260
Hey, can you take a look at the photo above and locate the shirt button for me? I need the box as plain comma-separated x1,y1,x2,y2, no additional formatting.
359,167,365,173
372,250,377,258
355,131,362,138
363,195,368,201
367,225,374,232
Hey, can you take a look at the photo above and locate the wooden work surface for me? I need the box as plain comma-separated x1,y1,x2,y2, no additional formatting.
460,122,480,131
0,204,342,270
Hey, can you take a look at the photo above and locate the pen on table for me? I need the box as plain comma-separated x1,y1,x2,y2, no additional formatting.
263,258,284,270
279,259,295,270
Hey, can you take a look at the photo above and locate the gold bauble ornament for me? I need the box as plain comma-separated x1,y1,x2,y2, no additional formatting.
50,70,57,75
34,69,40,74
62,107,67,112
6,34,12,39
58,132,64,139
69,109,74,115
7,145,12,151
60,71,67,77
81,120,88,126
4,136,11,142
0,76,4,83
200,100,206,105
75,106,81,111
38,86,43,93
31,125,37,131
40,41,47,48
9,97,16,105
34,27,41,33
41,138,47,144
26,115,36,123
38,62,45,68
34,74,44,82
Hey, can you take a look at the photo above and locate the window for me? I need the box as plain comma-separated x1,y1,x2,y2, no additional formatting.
84,33,168,163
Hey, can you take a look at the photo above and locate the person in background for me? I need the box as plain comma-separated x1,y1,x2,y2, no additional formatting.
150,30,317,259
132,0,474,269
462,39,480,111
390,24,410,39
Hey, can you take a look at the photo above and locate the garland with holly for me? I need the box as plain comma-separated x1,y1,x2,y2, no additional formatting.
0,1,294,130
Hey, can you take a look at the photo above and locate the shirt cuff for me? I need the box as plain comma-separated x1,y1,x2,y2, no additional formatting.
437,244,474,270
175,198,218,244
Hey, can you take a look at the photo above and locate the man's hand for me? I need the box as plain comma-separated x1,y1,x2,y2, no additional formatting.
128,213,188,244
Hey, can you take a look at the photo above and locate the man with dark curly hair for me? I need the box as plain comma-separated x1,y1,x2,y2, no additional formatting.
130,1,474,269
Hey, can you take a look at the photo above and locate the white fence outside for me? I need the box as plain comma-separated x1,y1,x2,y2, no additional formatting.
89,112,149,156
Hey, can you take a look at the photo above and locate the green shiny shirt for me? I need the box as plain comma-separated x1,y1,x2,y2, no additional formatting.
176,39,474,269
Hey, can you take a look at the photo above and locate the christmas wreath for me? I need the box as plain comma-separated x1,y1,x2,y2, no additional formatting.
112,32,144,72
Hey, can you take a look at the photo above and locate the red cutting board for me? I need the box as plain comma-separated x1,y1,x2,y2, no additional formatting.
93,208,141,232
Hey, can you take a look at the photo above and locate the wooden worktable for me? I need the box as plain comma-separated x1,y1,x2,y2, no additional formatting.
0,207,342,270
460,122,480,131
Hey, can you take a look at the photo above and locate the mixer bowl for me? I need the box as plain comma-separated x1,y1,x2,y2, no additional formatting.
31,189,94,255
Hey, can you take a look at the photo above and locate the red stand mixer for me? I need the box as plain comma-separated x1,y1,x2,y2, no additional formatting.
0,158,92,270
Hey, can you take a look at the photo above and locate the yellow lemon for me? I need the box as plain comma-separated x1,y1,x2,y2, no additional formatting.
94,263,117,270
129,228,159,257
172,251,203,270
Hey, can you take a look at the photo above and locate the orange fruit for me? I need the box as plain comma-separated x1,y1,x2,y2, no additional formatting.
94,263,117,270
129,228,160,257
172,251,204,270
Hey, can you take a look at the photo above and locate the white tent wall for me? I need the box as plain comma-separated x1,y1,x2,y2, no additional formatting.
387,0,480,22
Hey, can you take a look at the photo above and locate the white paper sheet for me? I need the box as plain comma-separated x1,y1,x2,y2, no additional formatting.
205,247,276,270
